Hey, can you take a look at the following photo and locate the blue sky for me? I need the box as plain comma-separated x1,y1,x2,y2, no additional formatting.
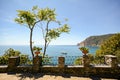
0,0,120,45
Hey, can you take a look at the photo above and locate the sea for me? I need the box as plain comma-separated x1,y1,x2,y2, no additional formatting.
0,45,99,57
0,45,99,65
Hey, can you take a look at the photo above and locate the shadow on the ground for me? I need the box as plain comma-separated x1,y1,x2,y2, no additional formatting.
89,76,101,80
15,73,71,80
7,72,119,80
16,73,44,80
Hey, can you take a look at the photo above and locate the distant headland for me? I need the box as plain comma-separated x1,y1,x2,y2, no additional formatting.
77,33,116,47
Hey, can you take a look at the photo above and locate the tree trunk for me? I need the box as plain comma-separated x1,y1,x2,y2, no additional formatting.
30,28,34,58
43,38,47,58
43,21,50,57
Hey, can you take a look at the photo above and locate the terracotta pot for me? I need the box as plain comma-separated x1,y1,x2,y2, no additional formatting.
82,50,88,55
35,51,40,56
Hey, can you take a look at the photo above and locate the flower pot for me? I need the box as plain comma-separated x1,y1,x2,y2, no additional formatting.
35,51,40,56
82,50,88,55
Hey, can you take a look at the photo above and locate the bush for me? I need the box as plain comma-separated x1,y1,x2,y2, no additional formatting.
74,57,83,65
0,48,30,65
96,33,120,63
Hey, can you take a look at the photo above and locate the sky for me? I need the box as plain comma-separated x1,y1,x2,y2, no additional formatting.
0,0,120,45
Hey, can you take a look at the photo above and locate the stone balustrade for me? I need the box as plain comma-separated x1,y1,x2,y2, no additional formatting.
0,55,119,78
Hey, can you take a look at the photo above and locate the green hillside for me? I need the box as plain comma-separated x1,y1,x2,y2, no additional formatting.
78,34,115,46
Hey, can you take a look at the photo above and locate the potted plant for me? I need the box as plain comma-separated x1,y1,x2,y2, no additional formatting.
33,46,42,56
79,47,89,55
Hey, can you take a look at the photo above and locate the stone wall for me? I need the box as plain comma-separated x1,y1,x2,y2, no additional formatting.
0,55,120,78
0,66,7,73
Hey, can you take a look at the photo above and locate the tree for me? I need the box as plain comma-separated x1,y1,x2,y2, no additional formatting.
15,6,70,58
37,8,70,57
96,33,120,63
15,7,40,58
42,24,70,57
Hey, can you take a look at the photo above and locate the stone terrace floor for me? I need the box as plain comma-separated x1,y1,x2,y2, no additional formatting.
0,73,118,80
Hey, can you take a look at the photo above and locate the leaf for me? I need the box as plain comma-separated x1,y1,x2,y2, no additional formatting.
32,6,38,11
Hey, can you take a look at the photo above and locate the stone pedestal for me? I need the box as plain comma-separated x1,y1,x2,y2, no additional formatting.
111,56,118,68
104,55,118,68
83,55,90,75
8,56,20,73
83,55,90,67
58,57,65,74
58,57,65,67
33,56,42,73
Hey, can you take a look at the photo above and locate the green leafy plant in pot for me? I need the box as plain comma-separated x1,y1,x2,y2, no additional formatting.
33,46,42,56
79,47,89,55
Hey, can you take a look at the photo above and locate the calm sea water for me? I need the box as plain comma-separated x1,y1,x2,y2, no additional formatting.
0,45,99,57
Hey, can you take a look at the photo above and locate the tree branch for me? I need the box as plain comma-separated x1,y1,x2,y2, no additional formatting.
36,22,46,39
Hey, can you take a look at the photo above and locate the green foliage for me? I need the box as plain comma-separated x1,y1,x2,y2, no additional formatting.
15,10,36,27
16,6,56,23
74,54,94,65
33,46,42,52
15,6,41,58
20,54,30,65
37,7,70,56
96,33,120,63
79,47,89,52
58,24,70,33
15,6,70,57
37,8,56,21
0,56,7,65
42,55,52,65
47,29,60,40
74,57,83,65
0,48,21,64
93,56,104,64
88,54,94,61
0,48,53,65
3,48,21,57
0,48,30,65
79,47,89,54
47,24,70,41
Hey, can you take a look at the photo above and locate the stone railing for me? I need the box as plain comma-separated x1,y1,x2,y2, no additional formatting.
0,55,120,78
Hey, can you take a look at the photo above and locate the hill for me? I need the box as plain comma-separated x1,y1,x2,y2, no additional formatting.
77,34,115,46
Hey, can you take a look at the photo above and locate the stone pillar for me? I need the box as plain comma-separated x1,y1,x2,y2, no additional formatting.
83,55,90,76
58,57,65,74
58,57,65,67
83,55,90,67
104,55,118,67
33,56,42,73
111,56,118,68
8,56,20,73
